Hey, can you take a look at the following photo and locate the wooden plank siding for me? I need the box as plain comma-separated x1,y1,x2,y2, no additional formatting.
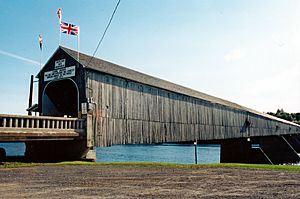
87,72,300,147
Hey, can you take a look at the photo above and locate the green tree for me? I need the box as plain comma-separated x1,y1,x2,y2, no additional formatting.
267,109,300,124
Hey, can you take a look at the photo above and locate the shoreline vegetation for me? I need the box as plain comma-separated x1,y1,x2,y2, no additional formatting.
1,161,300,172
267,109,300,125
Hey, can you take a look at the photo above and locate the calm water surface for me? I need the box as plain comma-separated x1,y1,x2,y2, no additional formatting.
0,143,220,164
0,143,25,156
97,143,220,164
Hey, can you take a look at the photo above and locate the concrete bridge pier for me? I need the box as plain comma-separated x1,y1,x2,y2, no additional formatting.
282,135,300,153
0,147,6,162
25,140,96,162
220,136,300,164
256,136,300,164
220,138,271,164
23,114,97,162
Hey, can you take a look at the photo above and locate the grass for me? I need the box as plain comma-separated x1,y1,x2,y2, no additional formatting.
206,163,300,172
1,161,300,172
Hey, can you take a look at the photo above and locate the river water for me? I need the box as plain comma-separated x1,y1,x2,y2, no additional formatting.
0,143,220,164
97,144,220,164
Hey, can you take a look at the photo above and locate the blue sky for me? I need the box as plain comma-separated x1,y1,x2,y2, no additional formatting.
0,0,299,114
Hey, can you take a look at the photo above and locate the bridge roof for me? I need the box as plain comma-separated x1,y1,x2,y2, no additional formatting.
59,46,298,127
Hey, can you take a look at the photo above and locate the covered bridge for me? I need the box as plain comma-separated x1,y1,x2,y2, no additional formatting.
36,46,300,164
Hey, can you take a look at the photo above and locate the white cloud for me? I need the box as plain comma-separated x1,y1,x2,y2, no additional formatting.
224,49,244,62
0,49,40,66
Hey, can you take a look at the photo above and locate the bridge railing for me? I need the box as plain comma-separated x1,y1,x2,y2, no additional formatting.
0,114,85,130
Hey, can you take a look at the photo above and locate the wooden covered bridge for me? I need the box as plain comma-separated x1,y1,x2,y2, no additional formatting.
1,46,299,163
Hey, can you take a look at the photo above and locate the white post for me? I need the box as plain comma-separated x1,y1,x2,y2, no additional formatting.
59,10,62,46
40,48,42,69
77,28,80,62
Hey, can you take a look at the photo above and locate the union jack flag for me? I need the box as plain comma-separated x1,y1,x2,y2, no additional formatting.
60,22,79,36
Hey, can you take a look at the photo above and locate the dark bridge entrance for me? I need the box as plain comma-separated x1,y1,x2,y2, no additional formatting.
42,79,79,117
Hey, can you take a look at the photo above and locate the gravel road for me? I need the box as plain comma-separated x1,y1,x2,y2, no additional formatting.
0,165,300,198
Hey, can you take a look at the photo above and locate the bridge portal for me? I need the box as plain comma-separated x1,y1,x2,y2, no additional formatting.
42,79,79,117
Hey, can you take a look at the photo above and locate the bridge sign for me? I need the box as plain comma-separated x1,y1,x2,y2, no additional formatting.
55,59,66,69
44,65,76,81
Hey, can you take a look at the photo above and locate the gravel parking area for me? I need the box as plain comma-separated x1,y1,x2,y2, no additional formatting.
0,165,300,198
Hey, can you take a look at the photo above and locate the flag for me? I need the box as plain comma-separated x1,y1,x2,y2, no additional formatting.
57,8,61,20
60,22,79,36
39,35,43,50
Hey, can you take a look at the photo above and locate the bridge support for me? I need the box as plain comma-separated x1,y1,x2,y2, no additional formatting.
24,114,96,162
256,136,300,164
220,136,300,164
25,140,96,162
282,135,300,153
0,147,6,162
220,138,270,164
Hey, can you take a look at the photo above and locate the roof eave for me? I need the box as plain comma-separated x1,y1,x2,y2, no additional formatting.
36,46,62,78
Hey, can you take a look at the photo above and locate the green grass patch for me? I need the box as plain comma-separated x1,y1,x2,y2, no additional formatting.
1,161,300,172
206,163,300,172
0,162,43,169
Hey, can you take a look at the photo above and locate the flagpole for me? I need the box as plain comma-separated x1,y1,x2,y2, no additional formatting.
77,28,80,62
58,8,62,46
40,49,42,69
59,22,61,46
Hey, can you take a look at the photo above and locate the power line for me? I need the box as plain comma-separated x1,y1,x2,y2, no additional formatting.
88,0,121,65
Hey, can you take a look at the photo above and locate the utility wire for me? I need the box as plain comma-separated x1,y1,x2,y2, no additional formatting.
87,0,121,65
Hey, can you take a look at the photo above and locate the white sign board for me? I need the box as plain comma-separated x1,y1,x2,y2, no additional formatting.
81,103,87,115
44,66,76,82
55,59,66,69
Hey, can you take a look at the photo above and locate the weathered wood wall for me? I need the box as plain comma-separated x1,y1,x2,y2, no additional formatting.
87,71,300,147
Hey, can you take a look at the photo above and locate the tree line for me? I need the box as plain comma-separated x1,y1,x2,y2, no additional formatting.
267,109,300,125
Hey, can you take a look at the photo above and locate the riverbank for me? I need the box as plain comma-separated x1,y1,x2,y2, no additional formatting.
1,163,300,198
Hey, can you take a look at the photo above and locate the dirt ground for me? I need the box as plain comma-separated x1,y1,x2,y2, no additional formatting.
0,165,300,198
